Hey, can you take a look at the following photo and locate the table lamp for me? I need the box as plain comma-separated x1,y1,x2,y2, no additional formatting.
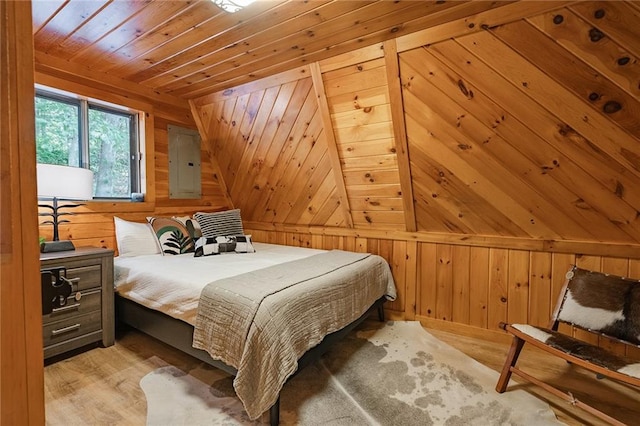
37,164,94,253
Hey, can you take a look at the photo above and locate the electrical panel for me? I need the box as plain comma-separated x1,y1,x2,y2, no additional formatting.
168,125,201,199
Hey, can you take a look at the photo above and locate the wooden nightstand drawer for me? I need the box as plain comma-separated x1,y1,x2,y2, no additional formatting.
42,289,101,325
43,310,102,348
41,246,115,359
65,264,102,292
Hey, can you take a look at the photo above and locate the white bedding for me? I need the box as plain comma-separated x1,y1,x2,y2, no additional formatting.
114,242,326,325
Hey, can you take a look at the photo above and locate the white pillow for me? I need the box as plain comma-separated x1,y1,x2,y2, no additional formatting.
114,216,161,257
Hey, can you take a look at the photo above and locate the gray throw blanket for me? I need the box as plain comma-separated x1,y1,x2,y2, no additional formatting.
193,250,396,419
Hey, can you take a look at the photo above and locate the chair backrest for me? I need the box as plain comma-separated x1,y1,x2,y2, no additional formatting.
553,266,640,346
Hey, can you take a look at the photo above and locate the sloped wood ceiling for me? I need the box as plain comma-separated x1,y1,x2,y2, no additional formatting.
193,0,640,245
32,0,522,99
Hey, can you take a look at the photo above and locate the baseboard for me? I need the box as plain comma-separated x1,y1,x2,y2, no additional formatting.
415,316,512,344
381,309,512,344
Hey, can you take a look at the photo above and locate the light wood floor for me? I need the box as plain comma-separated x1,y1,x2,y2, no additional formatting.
44,321,639,425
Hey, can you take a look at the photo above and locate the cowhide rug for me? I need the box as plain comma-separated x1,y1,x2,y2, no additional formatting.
140,321,562,425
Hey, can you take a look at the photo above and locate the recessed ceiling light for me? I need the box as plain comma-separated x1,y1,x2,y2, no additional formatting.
211,0,257,13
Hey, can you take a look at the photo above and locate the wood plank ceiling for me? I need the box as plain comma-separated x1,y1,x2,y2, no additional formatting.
33,0,522,99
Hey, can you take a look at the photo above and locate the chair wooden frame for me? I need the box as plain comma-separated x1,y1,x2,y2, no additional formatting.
495,266,640,426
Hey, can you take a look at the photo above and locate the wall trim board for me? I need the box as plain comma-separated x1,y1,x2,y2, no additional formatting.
383,39,416,232
244,221,640,259
395,1,576,54
245,226,640,361
416,315,513,345
40,201,156,215
142,111,156,205
384,309,513,344
310,62,354,228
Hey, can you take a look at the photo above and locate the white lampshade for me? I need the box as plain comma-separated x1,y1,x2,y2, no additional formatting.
37,164,94,200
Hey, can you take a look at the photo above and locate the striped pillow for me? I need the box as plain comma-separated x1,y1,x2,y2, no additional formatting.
194,209,244,237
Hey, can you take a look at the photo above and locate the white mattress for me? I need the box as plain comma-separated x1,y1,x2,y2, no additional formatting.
114,242,325,325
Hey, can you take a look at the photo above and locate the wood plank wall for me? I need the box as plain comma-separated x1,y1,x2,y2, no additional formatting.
1,1,45,423
193,2,640,242
190,1,640,347
243,222,640,360
35,1,640,349
35,75,231,251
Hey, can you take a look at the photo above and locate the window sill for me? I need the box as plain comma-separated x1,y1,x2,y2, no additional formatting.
80,200,155,213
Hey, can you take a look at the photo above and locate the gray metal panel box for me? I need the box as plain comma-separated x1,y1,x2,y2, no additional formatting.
168,125,201,199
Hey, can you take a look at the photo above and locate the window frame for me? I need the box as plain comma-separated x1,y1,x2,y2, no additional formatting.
35,85,143,200
87,102,141,194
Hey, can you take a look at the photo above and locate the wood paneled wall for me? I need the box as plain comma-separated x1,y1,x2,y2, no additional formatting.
35,74,231,252
35,1,640,343
190,1,640,341
190,67,344,226
323,56,407,229
1,1,45,423
193,2,640,244
244,222,640,360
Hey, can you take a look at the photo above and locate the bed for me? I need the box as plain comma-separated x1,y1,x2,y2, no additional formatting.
113,240,396,424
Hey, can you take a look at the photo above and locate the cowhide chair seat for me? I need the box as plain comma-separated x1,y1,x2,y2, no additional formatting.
496,266,640,426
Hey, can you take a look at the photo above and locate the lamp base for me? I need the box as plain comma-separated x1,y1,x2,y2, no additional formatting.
40,240,76,253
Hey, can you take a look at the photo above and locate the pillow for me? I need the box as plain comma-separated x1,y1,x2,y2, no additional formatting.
172,216,202,240
194,235,255,257
147,216,195,255
194,209,244,237
114,216,161,257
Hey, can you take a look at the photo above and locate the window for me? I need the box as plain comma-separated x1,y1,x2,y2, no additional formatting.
35,88,141,199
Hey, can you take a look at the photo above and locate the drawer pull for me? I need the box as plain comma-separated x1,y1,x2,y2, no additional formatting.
51,303,81,314
51,323,81,336
60,276,80,287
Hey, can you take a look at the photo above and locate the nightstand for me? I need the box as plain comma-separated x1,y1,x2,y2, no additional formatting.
40,246,114,359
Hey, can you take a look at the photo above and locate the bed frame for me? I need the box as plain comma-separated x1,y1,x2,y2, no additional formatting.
115,294,386,425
